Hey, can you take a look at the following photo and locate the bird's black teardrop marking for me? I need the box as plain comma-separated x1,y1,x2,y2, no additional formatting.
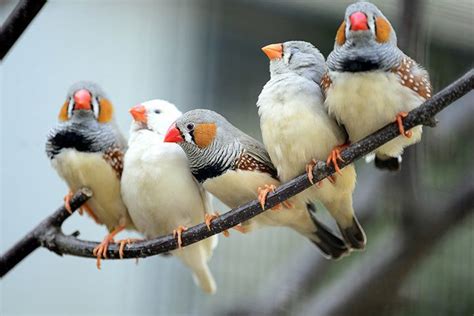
191,164,228,183
47,130,96,159
341,58,380,72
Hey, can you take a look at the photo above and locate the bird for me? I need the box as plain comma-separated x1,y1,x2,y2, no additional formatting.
45,81,134,269
258,40,366,250
164,109,350,259
121,99,218,294
323,1,432,171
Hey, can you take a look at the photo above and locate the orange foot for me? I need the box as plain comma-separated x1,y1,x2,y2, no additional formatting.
306,159,336,186
116,238,142,259
92,225,125,270
258,184,293,211
205,212,221,231
233,224,249,234
306,158,318,185
257,184,277,210
396,112,412,138
63,191,74,214
173,226,188,249
222,223,250,237
327,143,349,175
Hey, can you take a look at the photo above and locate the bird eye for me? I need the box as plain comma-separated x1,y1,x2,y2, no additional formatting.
186,123,194,131
154,109,161,114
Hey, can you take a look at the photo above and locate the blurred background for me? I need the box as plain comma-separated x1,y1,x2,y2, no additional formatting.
1,0,472,315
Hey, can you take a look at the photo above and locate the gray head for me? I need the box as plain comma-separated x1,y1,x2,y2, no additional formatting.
59,81,115,124
46,81,125,159
327,1,402,72
163,109,244,182
262,41,327,83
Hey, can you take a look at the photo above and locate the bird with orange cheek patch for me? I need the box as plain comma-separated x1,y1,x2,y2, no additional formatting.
165,109,350,260
121,100,218,294
323,1,432,171
46,81,134,269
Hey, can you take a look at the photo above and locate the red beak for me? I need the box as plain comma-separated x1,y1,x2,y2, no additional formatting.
73,89,92,110
129,104,147,123
350,11,369,31
164,123,184,143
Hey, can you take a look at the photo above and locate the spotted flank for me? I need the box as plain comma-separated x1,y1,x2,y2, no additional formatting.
103,146,125,178
320,72,332,98
235,153,278,180
392,57,432,100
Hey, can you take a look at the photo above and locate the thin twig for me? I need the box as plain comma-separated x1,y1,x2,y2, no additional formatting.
0,69,473,273
0,188,92,277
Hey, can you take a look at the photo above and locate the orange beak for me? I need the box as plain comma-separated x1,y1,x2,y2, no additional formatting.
261,43,283,60
164,123,183,143
350,11,369,31
129,104,147,123
73,89,92,110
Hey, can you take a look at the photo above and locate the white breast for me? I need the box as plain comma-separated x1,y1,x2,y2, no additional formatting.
121,132,209,238
325,71,423,157
258,75,345,183
52,149,131,231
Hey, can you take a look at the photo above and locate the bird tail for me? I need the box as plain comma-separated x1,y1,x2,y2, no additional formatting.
337,215,366,250
191,264,216,294
173,241,217,294
306,203,349,259
374,154,402,171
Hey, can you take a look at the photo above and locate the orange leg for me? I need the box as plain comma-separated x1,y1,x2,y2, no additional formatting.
396,112,412,138
326,143,349,176
282,199,293,209
232,224,249,234
80,203,101,224
116,238,142,259
173,226,188,249
204,212,221,231
93,225,125,270
63,191,74,214
306,158,318,185
257,184,277,210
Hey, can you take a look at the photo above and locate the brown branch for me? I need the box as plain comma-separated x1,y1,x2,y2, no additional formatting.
1,69,473,276
0,0,47,60
0,188,92,277
223,99,474,315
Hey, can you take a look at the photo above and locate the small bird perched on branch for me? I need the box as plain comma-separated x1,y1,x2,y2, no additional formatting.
121,100,218,294
45,81,134,269
258,41,366,250
323,1,432,171
164,109,349,259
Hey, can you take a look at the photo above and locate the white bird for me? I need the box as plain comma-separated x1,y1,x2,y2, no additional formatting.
121,99,218,294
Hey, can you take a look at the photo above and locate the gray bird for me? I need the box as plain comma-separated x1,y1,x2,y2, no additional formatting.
46,81,133,269
164,109,349,259
323,1,432,171
258,40,366,250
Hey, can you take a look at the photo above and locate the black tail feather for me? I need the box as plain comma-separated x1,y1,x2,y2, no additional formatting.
307,203,349,259
338,216,367,250
374,155,401,171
